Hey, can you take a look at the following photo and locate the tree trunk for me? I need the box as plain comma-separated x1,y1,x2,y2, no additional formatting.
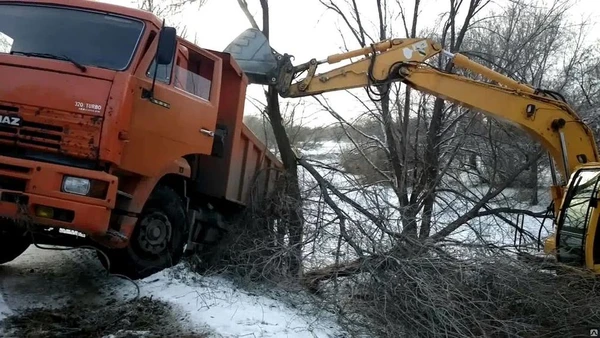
263,76,304,278
263,0,303,277
418,98,445,238
236,0,305,277
530,153,539,205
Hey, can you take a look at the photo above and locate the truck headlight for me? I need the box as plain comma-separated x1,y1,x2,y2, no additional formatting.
61,176,110,199
62,176,91,195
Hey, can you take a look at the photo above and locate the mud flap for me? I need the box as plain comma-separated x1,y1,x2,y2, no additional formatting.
184,208,227,255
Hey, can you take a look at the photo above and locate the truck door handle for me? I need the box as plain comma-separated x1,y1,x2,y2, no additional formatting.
200,128,214,137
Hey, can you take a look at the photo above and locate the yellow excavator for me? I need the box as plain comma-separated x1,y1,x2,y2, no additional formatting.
224,28,600,274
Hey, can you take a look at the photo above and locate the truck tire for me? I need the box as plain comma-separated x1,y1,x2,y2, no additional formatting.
98,185,187,280
0,226,30,264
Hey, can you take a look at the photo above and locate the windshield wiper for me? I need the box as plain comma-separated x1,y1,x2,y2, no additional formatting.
10,51,87,72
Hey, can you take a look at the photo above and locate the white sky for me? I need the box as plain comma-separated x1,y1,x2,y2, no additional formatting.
99,0,600,127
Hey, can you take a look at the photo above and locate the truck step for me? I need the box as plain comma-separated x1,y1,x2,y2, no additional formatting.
106,229,128,241
117,190,134,199
184,208,226,254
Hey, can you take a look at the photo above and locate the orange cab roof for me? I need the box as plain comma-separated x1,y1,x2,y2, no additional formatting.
0,0,163,27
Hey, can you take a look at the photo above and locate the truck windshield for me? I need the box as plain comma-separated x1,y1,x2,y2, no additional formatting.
0,4,144,71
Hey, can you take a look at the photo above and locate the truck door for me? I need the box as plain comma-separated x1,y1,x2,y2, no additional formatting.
120,31,222,177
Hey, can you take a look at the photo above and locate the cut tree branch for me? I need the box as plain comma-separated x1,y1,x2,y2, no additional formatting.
237,0,260,30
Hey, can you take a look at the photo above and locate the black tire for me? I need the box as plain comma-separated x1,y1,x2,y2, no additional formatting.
98,185,188,280
0,226,31,264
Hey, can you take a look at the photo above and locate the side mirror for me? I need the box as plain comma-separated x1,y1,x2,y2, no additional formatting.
143,26,177,104
156,26,177,65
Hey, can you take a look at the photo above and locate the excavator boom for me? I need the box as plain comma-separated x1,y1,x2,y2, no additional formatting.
224,29,598,181
224,28,600,274
403,59,598,181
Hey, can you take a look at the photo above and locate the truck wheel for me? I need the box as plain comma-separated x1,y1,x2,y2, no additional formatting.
0,226,31,264
99,185,187,279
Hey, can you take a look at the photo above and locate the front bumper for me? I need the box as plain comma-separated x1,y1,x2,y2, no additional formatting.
0,155,117,236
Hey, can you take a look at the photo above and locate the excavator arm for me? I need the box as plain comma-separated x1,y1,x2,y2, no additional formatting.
398,53,598,182
224,28,600,273
224,30,597,182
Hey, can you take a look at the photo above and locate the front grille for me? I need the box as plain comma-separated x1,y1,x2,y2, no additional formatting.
0,162,30,173
0,192,28,204
0,120,63,150
0,104,18,113
0,174,27,191
0,103,101,159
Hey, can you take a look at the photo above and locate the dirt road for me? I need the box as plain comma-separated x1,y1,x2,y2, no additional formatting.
0,246,344,338
0,247,206,337
0,247,130,315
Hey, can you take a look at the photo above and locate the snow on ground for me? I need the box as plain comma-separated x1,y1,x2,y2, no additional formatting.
298,140,348,158
141,267,343,338
0,247,345,337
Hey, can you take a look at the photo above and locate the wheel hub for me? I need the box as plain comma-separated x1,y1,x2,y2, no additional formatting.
136,211,172,255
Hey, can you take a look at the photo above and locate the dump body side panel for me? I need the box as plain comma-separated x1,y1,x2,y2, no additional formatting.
194,52,282,206
228,124,281,205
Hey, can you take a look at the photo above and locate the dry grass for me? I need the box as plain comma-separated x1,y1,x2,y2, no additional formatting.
196,171,304,286
0,297,209,338
315,248,600,338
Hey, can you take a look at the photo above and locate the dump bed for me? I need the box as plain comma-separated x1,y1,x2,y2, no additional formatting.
226,123,281,204
193,51,283,206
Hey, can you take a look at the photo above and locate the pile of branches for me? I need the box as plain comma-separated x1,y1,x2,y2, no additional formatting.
196,169,302,285
309,247,600,338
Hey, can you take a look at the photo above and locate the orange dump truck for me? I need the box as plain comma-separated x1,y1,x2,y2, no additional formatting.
0,0,282,278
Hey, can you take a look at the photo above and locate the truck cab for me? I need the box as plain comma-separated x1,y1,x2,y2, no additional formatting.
0,0,282,278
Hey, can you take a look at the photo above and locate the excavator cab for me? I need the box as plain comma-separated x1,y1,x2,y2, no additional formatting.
555,167,600,269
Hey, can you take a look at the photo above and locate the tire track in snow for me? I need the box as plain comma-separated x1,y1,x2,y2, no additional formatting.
0,247,130,317
0,280,13,320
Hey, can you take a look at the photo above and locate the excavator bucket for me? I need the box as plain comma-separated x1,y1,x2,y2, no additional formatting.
223,28,279,86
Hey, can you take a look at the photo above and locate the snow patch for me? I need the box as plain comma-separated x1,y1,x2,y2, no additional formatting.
138,265,343,338
0,290,11,321
0,249,345,338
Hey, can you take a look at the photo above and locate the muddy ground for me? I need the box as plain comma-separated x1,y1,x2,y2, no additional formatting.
0,296,207,338
0,247,209,338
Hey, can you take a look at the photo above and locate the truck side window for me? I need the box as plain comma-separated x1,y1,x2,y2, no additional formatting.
174,54,186,90
146,59,174,84
145,34,175,84
173,48,213,101
0,32,13,54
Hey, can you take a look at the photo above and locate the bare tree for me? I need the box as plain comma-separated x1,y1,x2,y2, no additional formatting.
235,0,305,278
206,0,600,336
134,0,206,17
277,0,600,335
133,0,208,38
315,0,498,243
244,101,333,152
305,0,598,248
461,0,591,204
0,32,11,54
